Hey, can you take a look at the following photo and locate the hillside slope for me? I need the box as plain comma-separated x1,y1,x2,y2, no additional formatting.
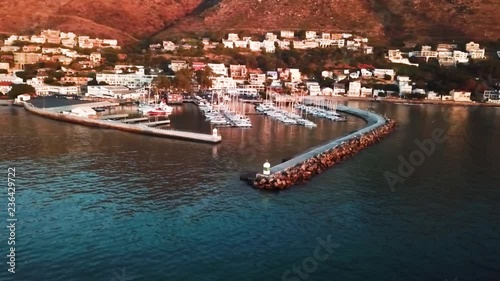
0,0,204,42
0,0,499,44
157,0,500,43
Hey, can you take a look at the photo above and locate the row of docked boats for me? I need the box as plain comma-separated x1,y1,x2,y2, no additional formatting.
255,103,317,127
197,96,252,127
295,104,347,122
137,101,174,116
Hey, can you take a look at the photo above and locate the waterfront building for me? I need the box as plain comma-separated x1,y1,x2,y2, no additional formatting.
96,72,156,88
30,35,46,44
306,82,321,96
361,87,373,97
265,32,278,41
87,85,140,99
32,84,80,96
482,90,500,103
222,40,234,48
450,90,471,102
163,41,177,51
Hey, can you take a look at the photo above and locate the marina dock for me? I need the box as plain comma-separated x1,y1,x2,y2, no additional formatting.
142,120,171,126
121,117,149,123
24,103,221,144
45,101,119,112
100,114,129,120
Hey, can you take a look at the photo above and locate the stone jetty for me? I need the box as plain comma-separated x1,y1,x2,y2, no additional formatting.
251,105,397,190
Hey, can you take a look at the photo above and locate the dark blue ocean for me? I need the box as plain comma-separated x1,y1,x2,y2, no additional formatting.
1,100,499,281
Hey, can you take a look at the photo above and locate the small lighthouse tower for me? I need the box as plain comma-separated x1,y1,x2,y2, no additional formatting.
263,160,271,175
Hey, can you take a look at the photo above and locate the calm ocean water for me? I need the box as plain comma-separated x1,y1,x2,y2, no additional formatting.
1,100,499,281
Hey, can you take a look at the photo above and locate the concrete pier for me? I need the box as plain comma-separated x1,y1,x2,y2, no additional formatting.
24,103,221,144
44,101,119,112
251,105,396,190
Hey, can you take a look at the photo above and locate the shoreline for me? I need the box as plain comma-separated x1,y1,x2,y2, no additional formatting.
327,96,500,107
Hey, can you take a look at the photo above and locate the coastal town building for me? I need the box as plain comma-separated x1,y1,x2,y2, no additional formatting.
14,52,42,69
96,72,156,88
169,60,188,72
280,30,295,39
87,85,141,99
211,76,237,90
482,90,500,103
347,82,361,96
207,63,228,77
450,90,471,102
229,65,247,81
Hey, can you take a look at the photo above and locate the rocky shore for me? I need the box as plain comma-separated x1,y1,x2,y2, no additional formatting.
253,119,397,190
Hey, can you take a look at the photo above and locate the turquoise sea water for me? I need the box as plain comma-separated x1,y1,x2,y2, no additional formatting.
1,100,499,281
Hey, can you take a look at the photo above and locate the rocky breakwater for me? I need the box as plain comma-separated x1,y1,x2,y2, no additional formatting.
253,119,397,190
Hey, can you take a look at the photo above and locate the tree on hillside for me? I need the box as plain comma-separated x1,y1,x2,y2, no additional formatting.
174,68,193,92
7,84,36,99
153,75,173,90
195,66,214,90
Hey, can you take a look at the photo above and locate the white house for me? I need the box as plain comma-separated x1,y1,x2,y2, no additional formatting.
249,73,266,85
211,77,237,90
321,87,333,96
96,73,156,88
469,48,485,60
30,35,46,44
450,90,471,102
207,63,228,77
265,33,278,41
33,85,80,96
453,51,469,64
222,40,234,48
347,82,361,96
321,32,331,40
227,33,239,41
263,40,276,53
306,82,321,96
360,87,373,97
169,60,188,72
249,41,263,52
163,41,177,51
278,39,291,50
305,31,317,39
280,30,295,38
289,69,301,83
234,40,248,48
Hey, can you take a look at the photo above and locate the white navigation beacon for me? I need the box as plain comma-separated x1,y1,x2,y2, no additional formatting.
212,128,218,138
263,160,271,175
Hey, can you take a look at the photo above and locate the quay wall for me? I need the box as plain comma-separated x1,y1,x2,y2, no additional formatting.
24,103,222,144
253,105,396,190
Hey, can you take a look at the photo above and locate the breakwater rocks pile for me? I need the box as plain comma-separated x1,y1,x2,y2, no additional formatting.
253,119,397,190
